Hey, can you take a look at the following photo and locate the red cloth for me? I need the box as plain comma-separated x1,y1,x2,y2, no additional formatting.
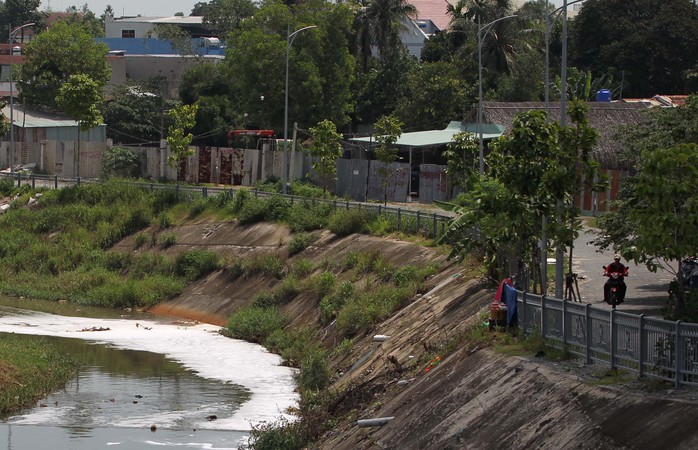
494,278,512,302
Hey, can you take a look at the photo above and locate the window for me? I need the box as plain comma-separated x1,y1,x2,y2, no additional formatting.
122,29,135,38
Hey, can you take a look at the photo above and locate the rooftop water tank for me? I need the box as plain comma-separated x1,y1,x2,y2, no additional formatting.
596,89,612,102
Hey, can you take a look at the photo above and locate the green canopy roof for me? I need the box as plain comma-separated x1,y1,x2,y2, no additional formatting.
349,121,504,148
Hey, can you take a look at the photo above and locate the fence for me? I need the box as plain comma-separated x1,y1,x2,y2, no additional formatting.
0,173,454,239
517,290,698,388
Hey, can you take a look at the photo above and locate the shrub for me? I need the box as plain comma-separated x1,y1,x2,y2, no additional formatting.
223,258,244,279
152,187,180,213
160,232,177,247
230,188,252,214
175,249,220,280
134,232,149,249
366,214,394,236
240,253,285,279
101,146,140,179
249,417,306,450
289,180,325,198
319,281,355,324
327,209,372,236
0,177,15,196
289,259,315,279
100,251,132,272
158,212,174,229
236,196,267,225
287,202,332,232
298,349,331,391
188,198,208,217
227,306,288,344
288,232,317,256
335,285,414,336
305,271,336,303
263,194,291,222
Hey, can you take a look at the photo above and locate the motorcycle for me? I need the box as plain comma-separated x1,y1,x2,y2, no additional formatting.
603,265,629,309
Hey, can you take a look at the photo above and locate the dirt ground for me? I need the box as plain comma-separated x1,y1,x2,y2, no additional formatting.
136,219,698,450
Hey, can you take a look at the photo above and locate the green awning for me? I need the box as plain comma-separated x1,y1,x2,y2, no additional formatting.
349,121,504,147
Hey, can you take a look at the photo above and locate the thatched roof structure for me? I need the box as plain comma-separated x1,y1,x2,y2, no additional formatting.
465,102,650,170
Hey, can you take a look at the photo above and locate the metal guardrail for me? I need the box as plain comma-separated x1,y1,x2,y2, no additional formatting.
0,173,454,238
517,289,698,388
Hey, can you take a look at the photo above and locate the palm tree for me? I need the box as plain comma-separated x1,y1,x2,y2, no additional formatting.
353,0,417,69
449,0,521,76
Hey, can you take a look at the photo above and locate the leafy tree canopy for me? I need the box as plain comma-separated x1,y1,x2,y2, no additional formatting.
221,0,354,133
104,81,173,146
307,119,343,195
439,101,603,279
571,0,698,97
167,104,199,175
19,21,110,110
201,0,257,36
56,73,103,131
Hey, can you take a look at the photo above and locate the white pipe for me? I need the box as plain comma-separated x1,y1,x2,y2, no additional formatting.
357,417,394,428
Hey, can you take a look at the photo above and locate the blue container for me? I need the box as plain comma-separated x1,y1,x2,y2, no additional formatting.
596,89,612,102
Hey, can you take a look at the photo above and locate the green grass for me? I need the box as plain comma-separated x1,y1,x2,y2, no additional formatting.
0,335,78,414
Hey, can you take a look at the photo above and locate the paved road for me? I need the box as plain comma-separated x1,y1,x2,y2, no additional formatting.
568,226,675,318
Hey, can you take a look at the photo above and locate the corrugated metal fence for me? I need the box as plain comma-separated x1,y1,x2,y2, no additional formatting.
517,290,698,388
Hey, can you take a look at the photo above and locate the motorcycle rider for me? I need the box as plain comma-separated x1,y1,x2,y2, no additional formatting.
604,254,628,304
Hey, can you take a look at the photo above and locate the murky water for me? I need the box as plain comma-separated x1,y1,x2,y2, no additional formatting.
0,298,298,449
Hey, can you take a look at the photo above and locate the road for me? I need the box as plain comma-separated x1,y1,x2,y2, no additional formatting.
568,226,675,318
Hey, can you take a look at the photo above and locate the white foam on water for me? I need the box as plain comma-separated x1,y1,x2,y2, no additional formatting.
0,310,298,431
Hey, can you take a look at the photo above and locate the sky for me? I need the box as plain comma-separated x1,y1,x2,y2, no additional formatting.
47,0,574,19
47,1,200,17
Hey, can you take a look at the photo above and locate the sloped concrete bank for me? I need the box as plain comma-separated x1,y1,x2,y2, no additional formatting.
322,347,698,450
139,221,698,449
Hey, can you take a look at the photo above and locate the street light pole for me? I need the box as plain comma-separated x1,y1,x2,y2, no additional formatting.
8,22,34,174
477,14,516,176
283,24,316,195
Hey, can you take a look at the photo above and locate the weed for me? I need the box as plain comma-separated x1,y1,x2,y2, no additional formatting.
134,231,149,249
288,232,317,256
158,212,174,229
174,249,221,280
160,232,177,247
227,306,289,344
289,259,315,279
327,209,372,236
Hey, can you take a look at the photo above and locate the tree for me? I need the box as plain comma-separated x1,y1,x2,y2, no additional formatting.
614,94,698,167
307,119,343,196
571,0,698,97
101,146,140,179
439,101,604,281
442,131,479,193
166,104,199,180
4,0,42,42
594,96,698,317
202,0,256,36
373,114,402,204
56,74,104,178
62,9,105,38
597,144,698,318
222,0,354,133
393,60,474,130
103,82,169,146
357,0,416,63
352,50,416,125
19,21,110,110
0,101,10,139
